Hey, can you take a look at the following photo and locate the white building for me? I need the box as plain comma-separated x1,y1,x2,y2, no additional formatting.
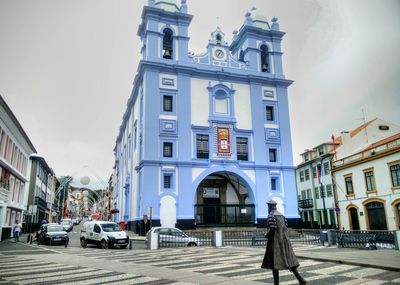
333,131,400,231
0,95,36,240
296,118,400,231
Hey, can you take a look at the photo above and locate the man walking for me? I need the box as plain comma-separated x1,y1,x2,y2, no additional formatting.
261,200,306,285
13,220,22,242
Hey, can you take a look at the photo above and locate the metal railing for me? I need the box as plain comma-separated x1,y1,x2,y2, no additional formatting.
155,228,398,250
157,231,213,248
223,230,266,247
333,138,400,167
289,229,322,245
157,230,267,248
336,230,396,249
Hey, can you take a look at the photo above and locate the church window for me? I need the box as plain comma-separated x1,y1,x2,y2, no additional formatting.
271,177,277,191
163,174,171,188
236,137,248,161
239,50,244,62
196,134,209,159
213,90,229,115
163,95,173,112
163,28,173,59
266,106,274,121
260,44,270,72
163,142,173,158
216,33,222,45
269,148,277,162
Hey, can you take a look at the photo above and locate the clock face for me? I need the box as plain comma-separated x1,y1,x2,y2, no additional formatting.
214,49,224,59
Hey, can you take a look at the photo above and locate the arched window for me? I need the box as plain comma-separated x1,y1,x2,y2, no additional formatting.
207,84,236,123
260,44,269,72
216,33,222,45
163,28,173,59
214,90,229,115
239,50,244,62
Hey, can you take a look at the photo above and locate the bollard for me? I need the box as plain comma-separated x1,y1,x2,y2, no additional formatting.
213,230,223,247
395,231,400,251
129,239,133,250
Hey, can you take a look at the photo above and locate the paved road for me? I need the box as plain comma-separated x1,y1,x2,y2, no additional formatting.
1,240,400,285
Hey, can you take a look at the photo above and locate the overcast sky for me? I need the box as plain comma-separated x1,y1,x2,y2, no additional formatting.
1,0,399,181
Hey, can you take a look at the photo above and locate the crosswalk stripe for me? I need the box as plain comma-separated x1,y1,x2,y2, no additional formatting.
307,264,359,275
4,268,93,281
54,274,143,285
344,267,388,278
14,269,112,285
105,276,161,285
0,261,53,270
38,271,122,285
0,264,77,275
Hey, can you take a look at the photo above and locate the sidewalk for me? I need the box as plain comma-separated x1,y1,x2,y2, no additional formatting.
294,246,400,271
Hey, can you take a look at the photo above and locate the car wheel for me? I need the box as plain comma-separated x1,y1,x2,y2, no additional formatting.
37,238,40,245
64,239,69,248
80,238,87,248
187,242,197,247
101,239,108,249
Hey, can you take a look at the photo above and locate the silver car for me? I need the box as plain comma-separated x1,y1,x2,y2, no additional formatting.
146,227,203,247
60,219,73,232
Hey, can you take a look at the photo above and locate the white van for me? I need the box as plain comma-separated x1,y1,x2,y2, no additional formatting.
80,221,129,249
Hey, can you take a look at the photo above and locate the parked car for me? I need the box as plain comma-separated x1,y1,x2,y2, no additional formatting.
37,223,69,247
80,221,129,249
146,227,202,247
60,219,73,232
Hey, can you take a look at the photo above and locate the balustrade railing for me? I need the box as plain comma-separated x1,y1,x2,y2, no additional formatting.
154,228,398,250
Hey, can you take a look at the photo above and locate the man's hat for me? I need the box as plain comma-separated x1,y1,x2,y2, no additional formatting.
267,199,277,206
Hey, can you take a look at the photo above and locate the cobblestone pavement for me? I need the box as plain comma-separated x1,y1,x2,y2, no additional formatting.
1,242,400,284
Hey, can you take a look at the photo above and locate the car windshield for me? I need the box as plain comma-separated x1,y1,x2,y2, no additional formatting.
101,223,122,232
60,221,70,225
47,225,64,232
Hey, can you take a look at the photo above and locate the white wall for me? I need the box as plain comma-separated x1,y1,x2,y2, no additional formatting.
335,152,400,230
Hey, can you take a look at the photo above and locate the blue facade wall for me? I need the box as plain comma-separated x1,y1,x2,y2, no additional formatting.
114,1,300,232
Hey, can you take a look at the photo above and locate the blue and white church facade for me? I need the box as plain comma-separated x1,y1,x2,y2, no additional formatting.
113,0,299,233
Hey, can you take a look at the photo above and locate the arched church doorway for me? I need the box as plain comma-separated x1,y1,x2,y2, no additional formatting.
194,171,255,227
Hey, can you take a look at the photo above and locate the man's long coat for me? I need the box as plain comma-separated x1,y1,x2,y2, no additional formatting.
261,210,299,270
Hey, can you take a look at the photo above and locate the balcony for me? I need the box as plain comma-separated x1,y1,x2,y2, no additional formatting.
298,198,314,209
334,138,400,168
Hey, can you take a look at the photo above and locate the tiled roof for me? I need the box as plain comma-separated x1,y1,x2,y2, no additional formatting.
350,118,377,138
